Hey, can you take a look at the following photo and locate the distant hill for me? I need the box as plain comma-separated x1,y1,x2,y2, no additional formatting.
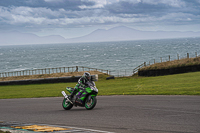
1,26,200,45
0,31,67,45
67,26,200,43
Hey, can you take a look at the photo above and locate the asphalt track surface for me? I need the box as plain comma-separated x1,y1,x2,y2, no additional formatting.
0,95,200,133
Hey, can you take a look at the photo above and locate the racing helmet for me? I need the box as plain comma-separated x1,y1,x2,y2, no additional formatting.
83,72,91,80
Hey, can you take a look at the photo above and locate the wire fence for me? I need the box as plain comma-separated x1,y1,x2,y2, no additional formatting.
109,63,145,77
0,66,109,78
146,52,199,67
110,52,200,77
0,52,199,78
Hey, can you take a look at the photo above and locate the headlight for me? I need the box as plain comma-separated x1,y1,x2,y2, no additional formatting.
91,87,98,92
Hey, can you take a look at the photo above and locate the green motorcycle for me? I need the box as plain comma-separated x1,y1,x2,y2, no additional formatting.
61,81,98,110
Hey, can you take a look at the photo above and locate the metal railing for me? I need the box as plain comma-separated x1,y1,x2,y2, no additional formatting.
145,52,199,67
0,66,109,78
1,52,199,78
110,52,200,77
109,63,145,77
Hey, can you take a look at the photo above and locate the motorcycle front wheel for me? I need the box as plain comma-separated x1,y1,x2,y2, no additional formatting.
62,98,73,110
85,96,97,110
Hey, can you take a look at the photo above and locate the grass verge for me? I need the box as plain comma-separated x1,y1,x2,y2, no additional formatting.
0,72,200,99
140,56,200,70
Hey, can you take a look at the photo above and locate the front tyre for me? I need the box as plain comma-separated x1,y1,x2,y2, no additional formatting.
85,96,97,110
62,98,73,110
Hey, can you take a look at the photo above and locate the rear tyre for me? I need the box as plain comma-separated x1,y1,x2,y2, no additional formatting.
62,98,73,110
85,96,97,110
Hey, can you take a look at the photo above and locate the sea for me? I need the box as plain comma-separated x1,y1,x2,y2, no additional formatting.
0,37,200,74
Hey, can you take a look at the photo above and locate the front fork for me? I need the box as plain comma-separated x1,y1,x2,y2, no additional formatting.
61,91,73,104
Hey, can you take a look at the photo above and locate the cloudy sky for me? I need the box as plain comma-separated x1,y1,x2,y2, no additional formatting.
0,0,200,38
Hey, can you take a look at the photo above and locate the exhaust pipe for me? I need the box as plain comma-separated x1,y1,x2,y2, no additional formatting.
61,91,73,104
61,91,68,98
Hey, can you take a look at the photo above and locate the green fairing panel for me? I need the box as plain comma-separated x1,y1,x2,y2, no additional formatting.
85,87,92,93
80,97,85,101
66,87,73,93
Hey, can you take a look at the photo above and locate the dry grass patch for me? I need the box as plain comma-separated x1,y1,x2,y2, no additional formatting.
140,56,200,71
0,71,104,81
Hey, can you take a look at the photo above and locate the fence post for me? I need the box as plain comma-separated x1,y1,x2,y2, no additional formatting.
187,53,189,58
160,57,162,63
169,55,170,61
195,52,197,57
75,66,78,72
154,59,155,64
177,54,179,60
144,62,146,67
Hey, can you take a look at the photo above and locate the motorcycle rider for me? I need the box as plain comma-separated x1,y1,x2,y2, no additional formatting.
68,72,91,100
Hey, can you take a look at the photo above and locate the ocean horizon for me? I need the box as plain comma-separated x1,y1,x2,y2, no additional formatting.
1,37,200,74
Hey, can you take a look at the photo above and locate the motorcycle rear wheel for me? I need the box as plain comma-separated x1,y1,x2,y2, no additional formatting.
85,96,97,110
62,98,73,110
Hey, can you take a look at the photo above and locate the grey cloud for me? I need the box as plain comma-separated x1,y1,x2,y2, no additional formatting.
0,0,199,33
103,0,200,25
106,1,183,16
0,0,95,11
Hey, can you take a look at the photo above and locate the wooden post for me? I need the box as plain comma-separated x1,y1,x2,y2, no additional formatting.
154,59,155,64
195,52,197,57
187,53,189,58
160,57,162,63
169,55,170,61
177,54,179,60
144,62,146,67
